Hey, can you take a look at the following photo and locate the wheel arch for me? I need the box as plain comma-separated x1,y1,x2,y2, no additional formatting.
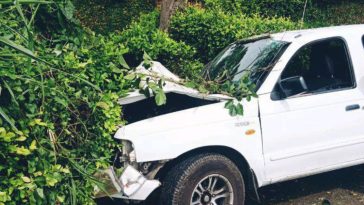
154,145,261,202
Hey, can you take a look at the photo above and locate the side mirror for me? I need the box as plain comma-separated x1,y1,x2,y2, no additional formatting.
272,76,308,100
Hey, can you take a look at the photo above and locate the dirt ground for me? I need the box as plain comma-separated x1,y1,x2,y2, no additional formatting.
97,164,364,205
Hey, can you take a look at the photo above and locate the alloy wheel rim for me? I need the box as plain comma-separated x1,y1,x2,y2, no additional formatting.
190,174,234,205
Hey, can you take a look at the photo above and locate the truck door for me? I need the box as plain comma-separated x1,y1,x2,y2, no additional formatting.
259,37,364,182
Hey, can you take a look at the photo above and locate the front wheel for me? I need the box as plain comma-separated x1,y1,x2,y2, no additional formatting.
159,153,245,205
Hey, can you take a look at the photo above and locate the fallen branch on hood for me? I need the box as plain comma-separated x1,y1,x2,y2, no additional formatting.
121,52,257,117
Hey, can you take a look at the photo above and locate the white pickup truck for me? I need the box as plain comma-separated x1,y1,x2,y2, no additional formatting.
107,25,364,205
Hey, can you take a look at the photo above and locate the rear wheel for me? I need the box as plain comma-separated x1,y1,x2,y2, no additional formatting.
159,153,245,205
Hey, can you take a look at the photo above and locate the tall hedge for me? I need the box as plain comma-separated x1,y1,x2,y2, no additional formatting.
202,0,364,26
203,0,311,20
170,7,298,63
120,11,203,78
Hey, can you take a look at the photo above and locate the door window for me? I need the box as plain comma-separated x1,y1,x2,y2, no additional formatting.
275,37,355,99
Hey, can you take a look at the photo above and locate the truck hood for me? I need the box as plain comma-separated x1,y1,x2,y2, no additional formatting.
114,98,260,163
114,62,260,164
116,98,258,138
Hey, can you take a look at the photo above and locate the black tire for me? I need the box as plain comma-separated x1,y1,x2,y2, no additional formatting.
159,153,245,205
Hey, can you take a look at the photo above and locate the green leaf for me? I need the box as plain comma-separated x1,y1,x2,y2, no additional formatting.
224,100,234,109
236,103,244,116
184,81,198,89
70,179,76,205
228,106,237,116
147,82,158,91
155,90,166,106
111,67,124,74
46,176,58,187
198,85,209,93
29,140,37,151
0,36,50,65
57,195,65,203
0,191,10,203
0,107,18,131
29,119,47,127
0,36,33,57
143,52,153,69
53,49,62,56
118,55,130,69
36,188,44,199
16,146,31,156
15,136,27,141
96,102,109,110
55,97,68,107
3,80,19,106
124,73,136,81
60,0,75,20
74,90,82,98
143,51,152,62
22,176,31,183
225,100,243,116
1,131,16,142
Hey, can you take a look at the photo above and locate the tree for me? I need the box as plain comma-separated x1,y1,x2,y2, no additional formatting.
159,0,187,31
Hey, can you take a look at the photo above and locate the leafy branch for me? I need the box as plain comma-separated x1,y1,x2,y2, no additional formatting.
125,52,257,116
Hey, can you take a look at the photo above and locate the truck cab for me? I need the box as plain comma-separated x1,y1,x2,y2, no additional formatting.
104,25,364,205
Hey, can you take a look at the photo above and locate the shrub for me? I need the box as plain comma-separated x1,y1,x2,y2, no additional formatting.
306,1,364,27
170,7,298,63
201,0,364,27
0,3,135,204
120,11,203,78
203,0,311,20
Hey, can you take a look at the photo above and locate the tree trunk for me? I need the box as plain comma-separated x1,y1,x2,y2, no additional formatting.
159,0,186,32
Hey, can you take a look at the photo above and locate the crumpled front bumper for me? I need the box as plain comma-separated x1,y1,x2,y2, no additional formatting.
94,165,161,201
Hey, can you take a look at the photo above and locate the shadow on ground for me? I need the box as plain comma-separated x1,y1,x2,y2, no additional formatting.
96,164,364,205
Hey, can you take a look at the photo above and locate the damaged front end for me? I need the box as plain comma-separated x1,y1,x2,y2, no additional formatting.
94,140,166,201
94,62,231,201
93,165,161,201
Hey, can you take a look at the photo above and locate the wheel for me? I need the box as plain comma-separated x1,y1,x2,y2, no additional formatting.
159,153,245,205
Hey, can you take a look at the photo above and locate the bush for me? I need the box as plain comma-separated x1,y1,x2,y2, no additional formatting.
170,7,298,63
306,1,364,27
120,11,203,78
201,0,364,27
0,3,135,204
203,0,311,20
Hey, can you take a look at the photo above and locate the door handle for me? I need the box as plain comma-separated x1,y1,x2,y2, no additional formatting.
346,104,360,111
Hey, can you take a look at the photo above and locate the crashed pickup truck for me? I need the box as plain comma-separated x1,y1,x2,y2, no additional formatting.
96,25,364,205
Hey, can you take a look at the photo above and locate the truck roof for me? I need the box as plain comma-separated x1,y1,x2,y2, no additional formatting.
271,24,364,42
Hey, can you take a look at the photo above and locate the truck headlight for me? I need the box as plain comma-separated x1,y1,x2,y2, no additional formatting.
120,140,137,167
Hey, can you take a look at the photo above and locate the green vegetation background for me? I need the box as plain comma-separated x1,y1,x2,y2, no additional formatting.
75,0,364,33
0,0,363,204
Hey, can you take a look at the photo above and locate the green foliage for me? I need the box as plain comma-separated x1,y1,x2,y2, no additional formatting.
1,1,363,204
120,11,203,78
73,0,155,33
123,52,168,106
184,72,257,116
202,0,364,27
306,1,364,27
203,0,310,19
0,2,139,204
170,7,298,63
